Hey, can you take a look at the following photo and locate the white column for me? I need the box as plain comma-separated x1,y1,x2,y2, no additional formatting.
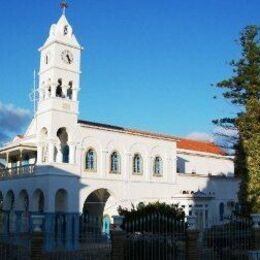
56,144,62,163
18,149,23,167
51,83,56,98
62,86,67,98
6,153,9,168
37,144,43,164
72,89,78,101
69,144,75,164
48,142,55,163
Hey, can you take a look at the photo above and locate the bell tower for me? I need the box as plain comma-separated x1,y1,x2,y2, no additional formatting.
36,1,83,165
38,2,82,114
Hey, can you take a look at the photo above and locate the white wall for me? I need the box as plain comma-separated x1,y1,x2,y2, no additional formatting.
177,150,234,176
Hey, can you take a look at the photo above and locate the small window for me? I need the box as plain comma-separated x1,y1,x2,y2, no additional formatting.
45,55,49,65
86,149,97,171
153,156,163,176
67,81,73,99
133,154,142,175
64,25,68,35
56,79,63,97
110,152,120,174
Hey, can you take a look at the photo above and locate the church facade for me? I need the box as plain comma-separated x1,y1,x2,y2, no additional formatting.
0,8,240,238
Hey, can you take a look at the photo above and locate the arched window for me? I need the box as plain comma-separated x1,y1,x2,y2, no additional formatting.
56,79,63,97
133,153,142,174
86,149,97,171
62,144,70,163
64,25,68,36
219,202,225,221
67,81,73,99
154,156,163,176
110,152,120,174
57,128,69,163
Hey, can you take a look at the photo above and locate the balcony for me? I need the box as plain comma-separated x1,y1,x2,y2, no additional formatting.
0,164,36,179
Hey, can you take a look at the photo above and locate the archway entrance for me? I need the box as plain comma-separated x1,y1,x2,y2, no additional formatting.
54,189,68,243
81,189,111,236
18,190,30,232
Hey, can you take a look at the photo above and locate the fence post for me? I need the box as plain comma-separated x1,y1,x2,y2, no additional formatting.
30,214,45,260
110,216,126,260
186,216,200,260
251,213,260,250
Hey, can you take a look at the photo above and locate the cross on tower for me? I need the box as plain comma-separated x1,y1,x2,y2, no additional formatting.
61,0,69,14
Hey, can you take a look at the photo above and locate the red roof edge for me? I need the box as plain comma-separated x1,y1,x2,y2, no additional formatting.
177,138,227,156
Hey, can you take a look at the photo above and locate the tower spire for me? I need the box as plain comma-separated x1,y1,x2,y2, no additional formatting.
61,0,68,15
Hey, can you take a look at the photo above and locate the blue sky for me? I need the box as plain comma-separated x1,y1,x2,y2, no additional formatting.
0,0,259,143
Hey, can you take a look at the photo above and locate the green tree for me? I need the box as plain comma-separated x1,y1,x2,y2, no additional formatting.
214,25,260,214
118,201,184,221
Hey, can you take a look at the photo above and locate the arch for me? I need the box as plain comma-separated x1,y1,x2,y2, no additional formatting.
64,25,68,35
153,156,163,175
18,190,30,232
81,189,111,234
85,148,97,171
57,127,69,163
18,190,29,212
56,78,63,97
55,189,68,213
219,202,225,221
32,189,45,213
110,151,121,174
4,190,15,211
133,153,143,174
40,127,48,139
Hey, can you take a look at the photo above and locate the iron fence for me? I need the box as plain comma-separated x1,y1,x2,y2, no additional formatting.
0,233,31,260
42,233,111,260
124,213,186,260
199,217,254,260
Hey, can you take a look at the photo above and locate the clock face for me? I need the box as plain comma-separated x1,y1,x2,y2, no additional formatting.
61,50,74,64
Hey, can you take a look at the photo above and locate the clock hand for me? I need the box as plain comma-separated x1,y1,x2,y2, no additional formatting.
66,54,71,64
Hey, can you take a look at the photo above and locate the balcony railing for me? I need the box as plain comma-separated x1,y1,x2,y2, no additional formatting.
0,164,35,179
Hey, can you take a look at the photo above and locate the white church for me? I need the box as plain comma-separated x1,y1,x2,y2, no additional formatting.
0,3,240,242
